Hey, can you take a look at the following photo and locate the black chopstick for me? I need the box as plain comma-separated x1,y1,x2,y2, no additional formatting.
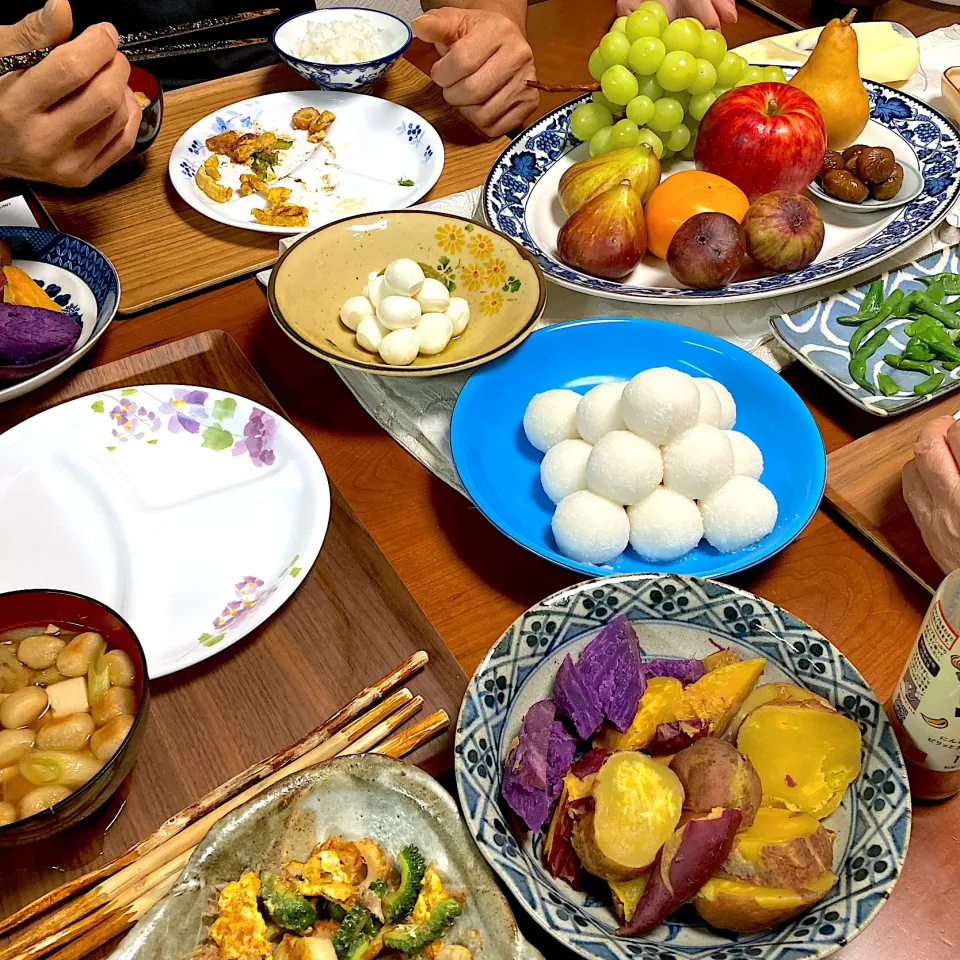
0,7,279,76
128,37,269,63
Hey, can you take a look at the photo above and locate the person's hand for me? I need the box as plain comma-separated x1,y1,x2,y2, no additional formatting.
616,0,738,30
0,0,140,187
903,416,960,574
412,8,538,138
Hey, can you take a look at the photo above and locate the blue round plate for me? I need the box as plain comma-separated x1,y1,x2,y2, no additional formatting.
450,318,825,579
0,227,119,404
484,69,960,305
455,574,911,960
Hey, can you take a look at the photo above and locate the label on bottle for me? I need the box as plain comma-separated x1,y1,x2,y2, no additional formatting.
892,598,960,772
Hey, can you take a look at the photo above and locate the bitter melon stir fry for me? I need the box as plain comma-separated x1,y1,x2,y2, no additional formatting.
199,838,472,960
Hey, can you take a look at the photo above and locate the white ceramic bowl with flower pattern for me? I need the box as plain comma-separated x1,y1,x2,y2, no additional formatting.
272,8,412,91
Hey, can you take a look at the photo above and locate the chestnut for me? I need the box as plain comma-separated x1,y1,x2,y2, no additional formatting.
823,169,869,204
855,147,897,185
842,144,869,170
818,151,844,181
870,162,905,200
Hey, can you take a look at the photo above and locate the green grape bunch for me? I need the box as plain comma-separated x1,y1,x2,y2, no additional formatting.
570,2,786,160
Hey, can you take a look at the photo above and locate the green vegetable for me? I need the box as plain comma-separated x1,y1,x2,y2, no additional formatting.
345,936,375,960
848,357,874,394
382,899,463,953
397,177,415,187
854,327,890,361
333,905,375,959
368,879,388,897
327,901,347,922
877,373,900,397
87,653,109,706
261,872,316,932
913,372,945,395
884,354,936,376
860,279,884,315
903,337,935,362
906,317,952,344
382,846,426,923
926,279,947,303
275,138,294,149
914,292,960,329
928,339,960,363
919,272,960,294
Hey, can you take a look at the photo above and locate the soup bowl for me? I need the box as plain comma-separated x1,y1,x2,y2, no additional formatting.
0,590,150,846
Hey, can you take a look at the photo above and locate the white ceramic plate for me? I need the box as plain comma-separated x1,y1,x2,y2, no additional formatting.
168,90,444,235
0,386,330,678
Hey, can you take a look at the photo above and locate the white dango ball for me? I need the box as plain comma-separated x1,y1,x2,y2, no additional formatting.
523,389,581,453
340,295,373,332
416,278,451,314
377,295,421,331
698,378,736,429
552,490,629,565
621,367,700,445
447,297,470,336
586,430,663,506
694,379,722,427
384,258,425,297
661,423,734,500
540,438,592,504
700,476,778,553
576,381,626,445
365,274,388,309
416,312,453,356
727,430,763,479
378,328,420,366
356,315,388,352
627,487,704,562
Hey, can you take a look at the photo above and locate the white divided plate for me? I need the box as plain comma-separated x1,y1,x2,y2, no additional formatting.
168,90,444,235
0,386,330,678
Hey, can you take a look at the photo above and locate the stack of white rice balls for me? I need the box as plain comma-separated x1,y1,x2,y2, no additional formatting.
522,367,778,565
339,258,471,366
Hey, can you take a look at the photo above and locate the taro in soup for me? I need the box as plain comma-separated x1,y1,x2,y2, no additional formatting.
0,623,139,827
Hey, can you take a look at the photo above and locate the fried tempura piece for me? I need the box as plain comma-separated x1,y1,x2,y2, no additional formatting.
239,173,269,197
235,131,278,163
266,186,292,206
307,110,336,143
252,203,309,227
202,155,221,181
205,130,240,156
292,107,321,130
133,91,151,110
196,164,232,203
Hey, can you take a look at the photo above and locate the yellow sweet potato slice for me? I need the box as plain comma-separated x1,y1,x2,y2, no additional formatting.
1,265,61,311
667,659,766,736
737,701,862,818
593,677,683,752
610,873,650,923
725,682,832,741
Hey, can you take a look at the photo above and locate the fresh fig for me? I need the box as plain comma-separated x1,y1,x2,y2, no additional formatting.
666,212,745,289
742,191,824,273
558,145,661,217
557,179,647,279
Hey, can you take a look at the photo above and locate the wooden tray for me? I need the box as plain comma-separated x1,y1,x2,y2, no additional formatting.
825,392,960,593
0,330,466,928
33,61,508,316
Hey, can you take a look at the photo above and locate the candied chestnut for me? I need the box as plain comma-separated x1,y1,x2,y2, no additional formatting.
819,151,844,180
842,144,869,170
855,147,897,184
823,169,869,203
870,162,904,200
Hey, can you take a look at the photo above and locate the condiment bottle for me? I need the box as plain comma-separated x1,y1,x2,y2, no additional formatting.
889,568,960,800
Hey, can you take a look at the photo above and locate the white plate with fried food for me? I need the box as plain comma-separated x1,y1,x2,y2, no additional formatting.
168,90,444,235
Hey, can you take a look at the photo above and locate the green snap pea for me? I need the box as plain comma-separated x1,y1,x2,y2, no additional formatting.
942,360,960,371
914,292,960,329
884,354,936,375
877,373,900,396
837,278,884,325
848,357,875,394
928,339,960,363
919,273,960,295
914,320,952,345
926,279,947,304
849,297,899,355
913,372,945,395
904,337,936,362
893,290,919,318
855,327,891,361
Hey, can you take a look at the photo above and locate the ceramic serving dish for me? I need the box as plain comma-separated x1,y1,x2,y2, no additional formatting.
772,244,960,416
110,754,542,960
456,574,911,960
269,210,547,377
273,8,412,91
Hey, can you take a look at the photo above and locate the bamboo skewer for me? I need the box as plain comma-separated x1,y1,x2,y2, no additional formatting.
526,79,600,93
0,652,428,942
31,703,451,960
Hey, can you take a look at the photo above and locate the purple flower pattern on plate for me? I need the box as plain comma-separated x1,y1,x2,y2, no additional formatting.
90,388,278,466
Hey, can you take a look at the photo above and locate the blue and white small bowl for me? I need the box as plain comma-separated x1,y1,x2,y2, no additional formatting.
273,8,412,91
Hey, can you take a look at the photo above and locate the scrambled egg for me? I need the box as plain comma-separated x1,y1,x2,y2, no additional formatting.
293,839,365,904
209,872,272,960
411,867,449,925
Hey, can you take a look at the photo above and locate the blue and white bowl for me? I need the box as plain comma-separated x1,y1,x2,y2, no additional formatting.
273,8,412,91
0,227,119,404
456,574,911,960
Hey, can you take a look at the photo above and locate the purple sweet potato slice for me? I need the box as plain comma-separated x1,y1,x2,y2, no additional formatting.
546,720,578,803
577,615,647,733
642,658,707,685
618,807,742,936
553,653,604,740
0,303,81,380
508,699,555,793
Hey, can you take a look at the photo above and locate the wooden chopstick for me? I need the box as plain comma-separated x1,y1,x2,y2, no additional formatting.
27,700,449,960
128,38,269,63
0,651,428,940
0,8,279,75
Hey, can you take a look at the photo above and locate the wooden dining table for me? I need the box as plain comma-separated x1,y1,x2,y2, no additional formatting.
3,0,959,957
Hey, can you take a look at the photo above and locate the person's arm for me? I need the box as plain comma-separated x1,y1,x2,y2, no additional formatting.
0,0,139,187
412,0,537,138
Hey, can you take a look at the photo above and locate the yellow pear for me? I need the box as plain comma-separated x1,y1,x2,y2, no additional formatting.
790,10,871,150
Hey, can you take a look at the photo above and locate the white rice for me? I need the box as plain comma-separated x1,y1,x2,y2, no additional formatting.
295,19,388,64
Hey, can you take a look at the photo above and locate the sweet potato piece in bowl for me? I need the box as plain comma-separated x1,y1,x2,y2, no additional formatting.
725,682,832,741
721,807,834,888
594,677,683,752
610,873,650,923
694,872,837,933
571,752,683,881
737,700,862,818
670,738,761,827
668,658,766,737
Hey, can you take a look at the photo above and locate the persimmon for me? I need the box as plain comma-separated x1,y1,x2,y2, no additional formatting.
645,171,750,260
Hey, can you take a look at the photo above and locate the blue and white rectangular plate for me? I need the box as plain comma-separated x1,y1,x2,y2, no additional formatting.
771,245,960,416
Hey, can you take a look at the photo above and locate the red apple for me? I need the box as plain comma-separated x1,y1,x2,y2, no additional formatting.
694,83,827,201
